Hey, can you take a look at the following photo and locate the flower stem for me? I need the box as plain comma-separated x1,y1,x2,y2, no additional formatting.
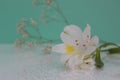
54,0,69,25
95,48,104,68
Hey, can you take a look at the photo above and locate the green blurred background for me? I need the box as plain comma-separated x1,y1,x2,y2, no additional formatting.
0,0,120,44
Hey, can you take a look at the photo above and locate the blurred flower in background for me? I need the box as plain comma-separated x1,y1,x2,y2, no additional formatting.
15,0,69,50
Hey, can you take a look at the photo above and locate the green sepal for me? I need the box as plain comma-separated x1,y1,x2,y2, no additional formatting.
99,42,120,54
107,47,120,54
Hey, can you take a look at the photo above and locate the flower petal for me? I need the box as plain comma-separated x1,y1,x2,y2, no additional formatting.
61,55,71,63
68,56,81,69
61,32,76,46
85,46,96,54
64,25,82,39
68,56,76,68
81,58,95,70
91,36,99,45
83,24,91,40
52,44,66,54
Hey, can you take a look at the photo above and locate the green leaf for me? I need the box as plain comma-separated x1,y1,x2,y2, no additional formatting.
95,48,104,68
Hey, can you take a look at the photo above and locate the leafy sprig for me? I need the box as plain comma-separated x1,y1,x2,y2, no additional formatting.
94,42,120,68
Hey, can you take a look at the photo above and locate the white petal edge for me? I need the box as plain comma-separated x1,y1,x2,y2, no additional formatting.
60,32,76,46
60,55,71,63
68,56,81,69
85,46,96,54
83,24,91,40
64,25,82,39
52,44,66,54
91,36,99,45
68,56,76,68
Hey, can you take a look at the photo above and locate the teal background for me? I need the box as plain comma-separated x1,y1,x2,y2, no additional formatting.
0,0,120,43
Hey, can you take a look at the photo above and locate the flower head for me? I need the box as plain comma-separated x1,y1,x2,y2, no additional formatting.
45,0,53,5
52,24,99,70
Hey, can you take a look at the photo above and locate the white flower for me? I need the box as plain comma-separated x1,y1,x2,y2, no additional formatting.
52,24,99,69
80,58,95,70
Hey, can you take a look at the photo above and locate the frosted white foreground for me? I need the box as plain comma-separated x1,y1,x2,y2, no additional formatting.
0,44,120,80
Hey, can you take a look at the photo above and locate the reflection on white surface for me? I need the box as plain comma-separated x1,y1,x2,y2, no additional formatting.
0,44,120,80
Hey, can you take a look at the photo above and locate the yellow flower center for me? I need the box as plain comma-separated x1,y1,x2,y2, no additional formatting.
65,44,82,56
65,44,75,54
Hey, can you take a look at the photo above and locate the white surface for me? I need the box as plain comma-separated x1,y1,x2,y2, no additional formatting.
0,44,120,80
